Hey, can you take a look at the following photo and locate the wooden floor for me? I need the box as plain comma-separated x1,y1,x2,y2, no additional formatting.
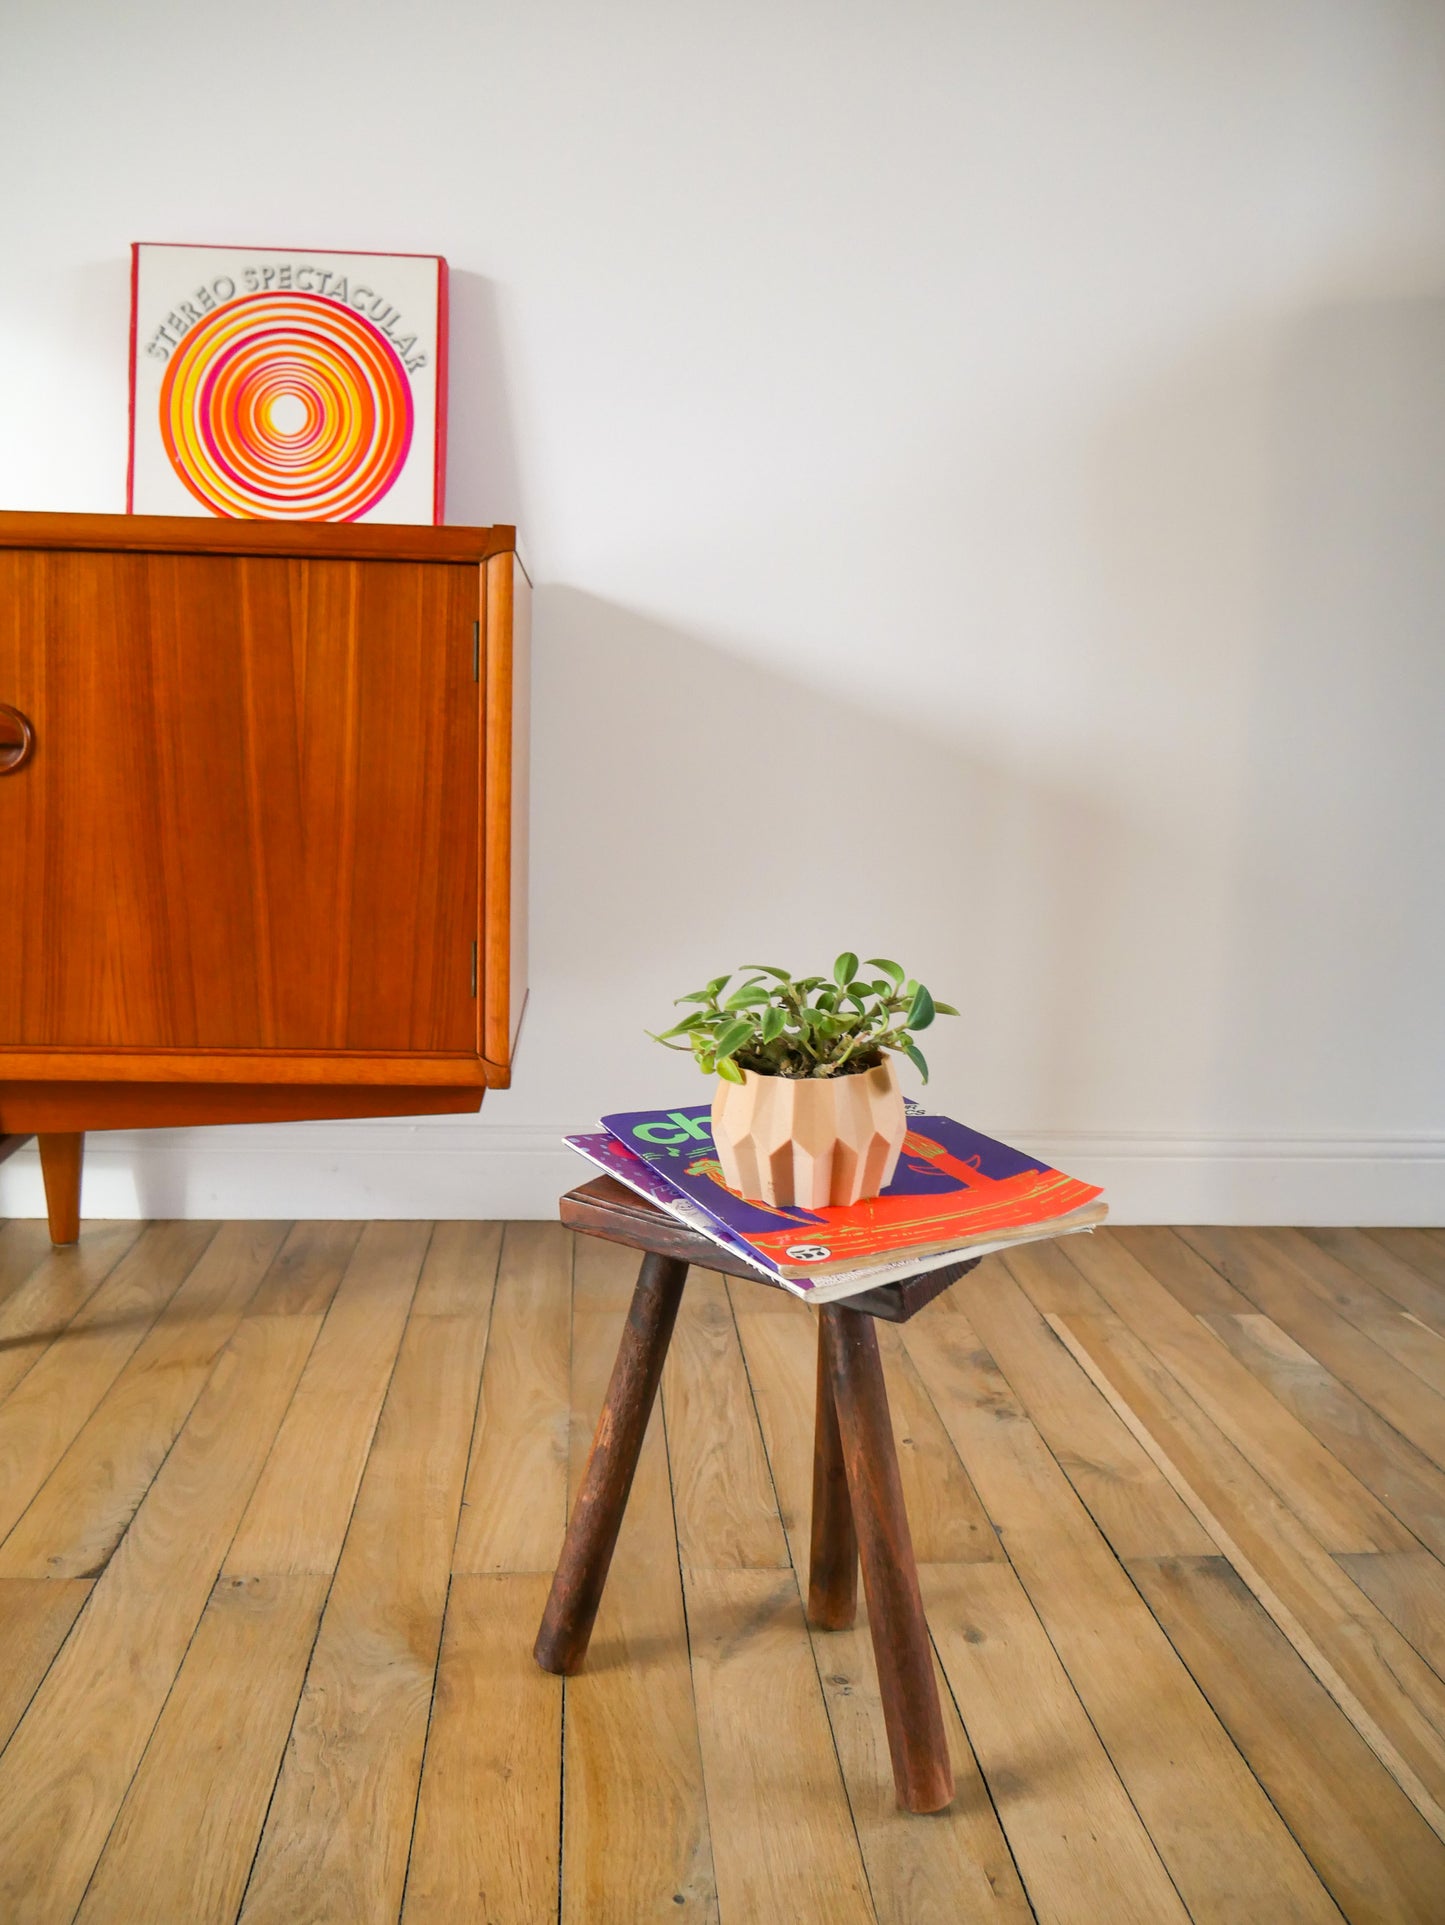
0,1219,1443,1923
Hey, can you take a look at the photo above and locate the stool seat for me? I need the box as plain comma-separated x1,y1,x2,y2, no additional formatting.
536,1179,979,1814
561,1174,979,1320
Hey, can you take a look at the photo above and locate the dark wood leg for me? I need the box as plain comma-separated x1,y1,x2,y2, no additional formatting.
808,1317,858,1629
37,1132,84,1246
534,1251,688,1675
821,1303,953,1814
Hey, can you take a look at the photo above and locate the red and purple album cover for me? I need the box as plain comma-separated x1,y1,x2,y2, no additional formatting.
600,1103,1106,1279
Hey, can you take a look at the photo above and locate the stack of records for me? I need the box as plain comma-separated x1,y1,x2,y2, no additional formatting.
566,1099,1107,1306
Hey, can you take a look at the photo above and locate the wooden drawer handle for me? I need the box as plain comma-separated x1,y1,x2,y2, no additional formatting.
0,704,35,774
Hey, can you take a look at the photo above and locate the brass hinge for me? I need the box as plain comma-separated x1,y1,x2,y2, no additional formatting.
470,941,478,998
472,620,480,682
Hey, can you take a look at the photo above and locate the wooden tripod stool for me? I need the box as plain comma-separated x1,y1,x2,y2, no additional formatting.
534,1176,979,1814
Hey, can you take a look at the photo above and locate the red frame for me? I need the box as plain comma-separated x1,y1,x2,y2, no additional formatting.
127,242,449,524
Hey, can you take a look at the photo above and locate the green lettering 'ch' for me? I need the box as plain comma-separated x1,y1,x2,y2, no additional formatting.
633,1111,712,1146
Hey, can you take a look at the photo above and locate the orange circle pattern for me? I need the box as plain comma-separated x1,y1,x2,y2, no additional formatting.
159,293,414,520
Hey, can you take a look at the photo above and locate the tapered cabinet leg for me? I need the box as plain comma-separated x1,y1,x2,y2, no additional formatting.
534,1252,688,1675
37,1133,84,1246
808,1317,858,1629
821,1303,953,1814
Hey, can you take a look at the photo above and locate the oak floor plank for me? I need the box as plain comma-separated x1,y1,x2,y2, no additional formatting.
571,1224,638,1313
6,1214,1444,1923
410,1218,505,1316
1200,1309,1445,1560
683,1566,876,1925
453,1220,572,1574
1336,1550,1445,1684
223,1219,429,1577
1051,1308,1445,1840
239,1309,489,1925
1129,1553,1445,1925
728,1295,823,1558
732,1291,1032,1924
922,1560,1191,1925
1059,1227,1415,1554
1365,1229,1445,1300
1178,1226,1445,1472
0,1219,218,1547
732,1288,999,1569
244,1219,362,1317
0,1224,160,1412
810,1608,1034,1925
0,1312,320,1924
662,1266,790,1572
75,1573,329,1925
1257,1227,1445,1397
1304,1229,1445,1338
872,1317,1008,1564
969,1255,1219,1557
562,1255,718,1922
0,1221,290,1579
0,1577,92,1751
402,1575,562,1925
1111,1224,1255,1314
0,1220,62,1299
904,1305,1338,1924
734,1289,1031,1922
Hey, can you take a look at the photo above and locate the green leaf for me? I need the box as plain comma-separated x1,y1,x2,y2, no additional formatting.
675,989,720,1006
866,957,904,987
724,984,772,1008
713,1019,755,1063
907,983,936,1031
706,973,733,995
902,1041,930,1083
760,1007,786,1044
715,1056,746,1084
932,1001,960,1017
833,951,859,988
654,1013,707,1039
740,963,793,982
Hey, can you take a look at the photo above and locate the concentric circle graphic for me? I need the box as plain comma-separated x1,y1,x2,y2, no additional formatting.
159,293,414,520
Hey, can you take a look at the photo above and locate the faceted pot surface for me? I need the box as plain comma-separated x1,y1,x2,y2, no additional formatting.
711,1058,907,1208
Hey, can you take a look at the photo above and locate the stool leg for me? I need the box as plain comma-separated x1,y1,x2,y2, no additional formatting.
534,1251,688,1675
808,1318,858,1629
38,1133,84,1246
821,1303,953,1814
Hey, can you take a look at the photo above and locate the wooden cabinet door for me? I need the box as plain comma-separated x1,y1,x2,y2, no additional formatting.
0,548,479,1054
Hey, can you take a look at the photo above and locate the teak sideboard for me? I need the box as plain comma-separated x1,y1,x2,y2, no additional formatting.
0,511,529,1241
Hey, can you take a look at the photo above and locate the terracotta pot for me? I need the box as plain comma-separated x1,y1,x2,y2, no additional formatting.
711,1057,908,1208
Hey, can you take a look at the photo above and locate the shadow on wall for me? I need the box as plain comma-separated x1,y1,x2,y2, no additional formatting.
444,270,524,529
520,584,1225,1134
1073,289,1445,1140
1224,293,1445,1133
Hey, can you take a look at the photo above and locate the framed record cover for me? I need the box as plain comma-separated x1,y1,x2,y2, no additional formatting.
128,242,447,522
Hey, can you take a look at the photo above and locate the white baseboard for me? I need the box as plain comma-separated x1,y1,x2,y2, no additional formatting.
2,1122,1442,1225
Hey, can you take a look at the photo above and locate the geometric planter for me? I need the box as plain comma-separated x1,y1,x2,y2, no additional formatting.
711,1057,908,1208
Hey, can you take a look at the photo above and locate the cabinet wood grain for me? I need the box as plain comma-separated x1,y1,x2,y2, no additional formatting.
0,512,528,1238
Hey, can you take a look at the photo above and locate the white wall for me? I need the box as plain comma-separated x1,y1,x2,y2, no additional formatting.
3,0,1443,1222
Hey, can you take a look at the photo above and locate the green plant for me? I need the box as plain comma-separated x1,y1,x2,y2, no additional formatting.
650,954,958,1085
